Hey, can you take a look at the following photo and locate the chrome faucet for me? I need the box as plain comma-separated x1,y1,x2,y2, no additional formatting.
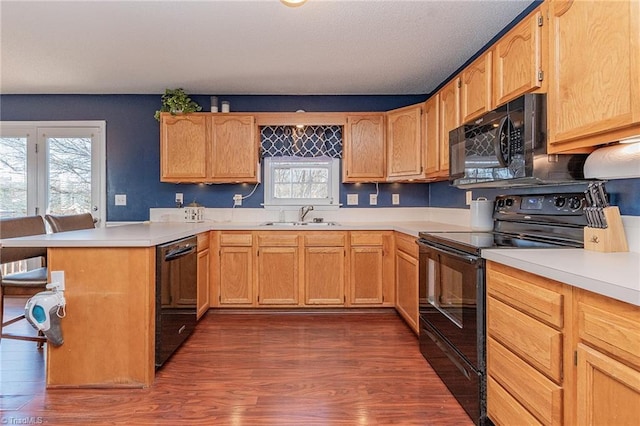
299,205,314,222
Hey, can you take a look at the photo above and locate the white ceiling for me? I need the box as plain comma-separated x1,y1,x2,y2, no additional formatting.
0,0,534,95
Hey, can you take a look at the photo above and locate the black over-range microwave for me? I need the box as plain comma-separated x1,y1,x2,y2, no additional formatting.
449,94,588,188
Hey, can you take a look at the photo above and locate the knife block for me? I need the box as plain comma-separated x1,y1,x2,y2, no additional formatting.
583,206,628,253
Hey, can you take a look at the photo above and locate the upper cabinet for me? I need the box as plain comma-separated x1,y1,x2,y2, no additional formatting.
547,0,640,152
386,104,424,180
461,51,493,123
423,95,442,177
343,114,386,182
210,115,258,182
493,6,546,108
160,113,259,183
438,77,461,173
160,113,208,181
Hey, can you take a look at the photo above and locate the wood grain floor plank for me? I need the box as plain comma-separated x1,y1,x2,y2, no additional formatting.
1,301,473,425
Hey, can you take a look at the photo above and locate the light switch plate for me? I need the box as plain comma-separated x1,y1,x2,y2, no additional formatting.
369,194,378,205
115,194,127,206
175,193,183,204
347,194,359,205
392,194,400,205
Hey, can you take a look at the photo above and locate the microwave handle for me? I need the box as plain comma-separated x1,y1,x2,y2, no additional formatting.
493,116,511,168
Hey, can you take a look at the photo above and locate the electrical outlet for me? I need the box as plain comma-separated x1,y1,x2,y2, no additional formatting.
233,194,242,206
466,191,473,206
392,194,400,205
369,194,378,205
115,194,127,206
347,194,359,205
175,193,183,206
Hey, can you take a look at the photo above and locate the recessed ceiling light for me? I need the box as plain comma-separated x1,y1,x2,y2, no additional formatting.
281,0,308,7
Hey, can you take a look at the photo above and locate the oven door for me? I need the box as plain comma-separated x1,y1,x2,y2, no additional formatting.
418,239,484,367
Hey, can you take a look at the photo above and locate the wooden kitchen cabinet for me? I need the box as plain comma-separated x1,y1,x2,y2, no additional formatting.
486,261,570,426
196,232,210,319
210,115,259,182
160,113,259,183
303,232,346,305
160,113,208,182
386,104,423,180
422,95,446,180
218,232,254,306
547,0,640,152
394,232,419,334
343,114,386,182
574,288,640,426
349,232,394,306
437,78,460,173
492,6,545,108
461,51,493,123
255,232,300,305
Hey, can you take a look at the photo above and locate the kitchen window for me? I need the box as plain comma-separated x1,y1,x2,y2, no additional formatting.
0,121,106,222
263,156,339,208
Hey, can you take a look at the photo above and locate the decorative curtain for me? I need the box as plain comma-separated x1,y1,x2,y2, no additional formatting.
260,125,342,158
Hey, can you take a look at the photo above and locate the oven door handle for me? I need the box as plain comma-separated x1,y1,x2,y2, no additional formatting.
419,241,480,265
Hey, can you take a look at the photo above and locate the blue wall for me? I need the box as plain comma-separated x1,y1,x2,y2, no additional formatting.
1,94,429,221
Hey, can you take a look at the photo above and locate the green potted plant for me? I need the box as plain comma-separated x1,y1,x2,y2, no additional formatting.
154,88,202,121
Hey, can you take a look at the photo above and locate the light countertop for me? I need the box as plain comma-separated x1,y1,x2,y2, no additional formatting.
0,220,469,248
482,248,640,306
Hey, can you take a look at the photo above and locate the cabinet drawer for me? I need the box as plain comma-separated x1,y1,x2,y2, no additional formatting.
304,232,346,247
197,232,210,251
488,376,543,426
350,232,383,246
257,233,299,247
395,233,418,258
488,296,563,383
487,261,564,329
576,289,640,369
488,337,563,426
220,233,252,246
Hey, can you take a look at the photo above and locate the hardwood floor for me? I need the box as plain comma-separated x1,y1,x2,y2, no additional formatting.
1,297,473,425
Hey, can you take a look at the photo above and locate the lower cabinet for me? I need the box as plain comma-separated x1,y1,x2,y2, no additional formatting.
304,233,346,305
487,261,640,426
218,232,254,306
394,232,419,333
213,230,395,309
574,289,640,426
196,232,210,319
256,233,299,305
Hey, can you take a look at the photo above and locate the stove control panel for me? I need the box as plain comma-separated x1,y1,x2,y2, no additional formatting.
495,193,586,216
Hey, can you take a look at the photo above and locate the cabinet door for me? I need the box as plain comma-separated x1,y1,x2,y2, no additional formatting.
304,247,345,305
256,246,299,305
438,78,460,173
461,51,493,123
210,115,258,182
577,343,640,426
219,246,253,305
493,9,544,107
423,96,442,177
197,247,210,319
395,249,418,333
386,104,423,180
350,246,384,305
343,114,386,182
548,0,640,152
160,114,208,182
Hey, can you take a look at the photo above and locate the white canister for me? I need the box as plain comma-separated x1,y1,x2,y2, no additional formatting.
470,197,494,231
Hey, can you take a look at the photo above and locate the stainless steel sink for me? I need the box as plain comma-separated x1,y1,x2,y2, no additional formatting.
260,221,340,227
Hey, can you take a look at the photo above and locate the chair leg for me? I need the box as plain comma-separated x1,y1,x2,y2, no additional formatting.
0,286,4,344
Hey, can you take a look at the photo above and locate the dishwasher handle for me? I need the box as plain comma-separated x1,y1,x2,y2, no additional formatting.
164,244,196,261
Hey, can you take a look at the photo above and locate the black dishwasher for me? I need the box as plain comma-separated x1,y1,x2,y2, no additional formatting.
155,235,197,368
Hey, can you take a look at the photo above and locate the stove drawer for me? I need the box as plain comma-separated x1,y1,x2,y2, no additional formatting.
488,296,563,383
